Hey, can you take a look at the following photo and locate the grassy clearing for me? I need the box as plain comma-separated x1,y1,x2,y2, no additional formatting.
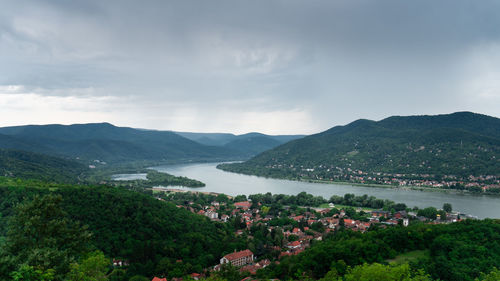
387,250,430,265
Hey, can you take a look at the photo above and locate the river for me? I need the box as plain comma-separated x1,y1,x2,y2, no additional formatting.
148,162,499,219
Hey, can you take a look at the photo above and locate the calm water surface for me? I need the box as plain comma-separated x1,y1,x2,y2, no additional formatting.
151,162,500,219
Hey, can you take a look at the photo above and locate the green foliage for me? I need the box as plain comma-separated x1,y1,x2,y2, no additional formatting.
0,185,243,280
249,191,327,207
442,203,452,213
146,170,205,187
10,264,55,281
108,269,127,281
3,194,92,280
128,275,149,281
212,264,244,281
67,250,110,281
0,149,86,184
329,193,404,211
10,264,54,281
476,267,500,281
417,207,438,219
259,219,500,280
341,263,431,281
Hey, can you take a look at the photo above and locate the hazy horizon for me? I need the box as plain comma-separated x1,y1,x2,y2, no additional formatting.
1,1,500,134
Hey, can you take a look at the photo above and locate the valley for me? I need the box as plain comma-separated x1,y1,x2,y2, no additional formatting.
0,112,499,280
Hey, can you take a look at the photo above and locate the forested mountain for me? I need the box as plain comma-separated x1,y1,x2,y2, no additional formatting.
0,123,238,164
220,112,500,179
0,149,87,183
176,131,304,157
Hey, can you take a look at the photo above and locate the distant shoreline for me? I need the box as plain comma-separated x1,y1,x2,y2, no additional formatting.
216,165,500,197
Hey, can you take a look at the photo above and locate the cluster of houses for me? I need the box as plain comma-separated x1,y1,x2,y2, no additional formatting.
149,193,469,281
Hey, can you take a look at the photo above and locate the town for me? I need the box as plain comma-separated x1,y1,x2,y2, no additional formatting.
263,164,500,194
144,189,474,280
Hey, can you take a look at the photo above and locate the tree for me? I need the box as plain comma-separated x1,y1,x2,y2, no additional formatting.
5,194,92,280
342,263,431,281
212,264,242,281
417,207,438,220
67,250,110,281
443,203,452,213
476,267,500,281
233,195,247,202
128,276,149,281
10,265,55,281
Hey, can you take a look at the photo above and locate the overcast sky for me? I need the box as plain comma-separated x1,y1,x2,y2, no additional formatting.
1,0,499,134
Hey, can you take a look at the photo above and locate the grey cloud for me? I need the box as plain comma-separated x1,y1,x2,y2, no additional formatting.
0,0,499,133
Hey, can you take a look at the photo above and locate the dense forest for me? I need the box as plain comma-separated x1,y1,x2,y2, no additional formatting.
0,181,247,280
0,149,87,184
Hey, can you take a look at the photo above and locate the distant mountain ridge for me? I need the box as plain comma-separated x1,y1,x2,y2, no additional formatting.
0,123,236,164
0,123,304,165
175,131,304,157
219,112,500,179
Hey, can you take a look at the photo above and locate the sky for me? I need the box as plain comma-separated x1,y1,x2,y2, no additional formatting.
1,0,499,135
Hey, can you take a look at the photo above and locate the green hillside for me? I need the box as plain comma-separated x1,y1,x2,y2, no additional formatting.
219,112,500,185
0,149,87,183
0,183,242,279
0,123,237,164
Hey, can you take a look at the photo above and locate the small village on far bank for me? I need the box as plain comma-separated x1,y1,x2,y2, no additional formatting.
260,164,500,194
141,188,477,281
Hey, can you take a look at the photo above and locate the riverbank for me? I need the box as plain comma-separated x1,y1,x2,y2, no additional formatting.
216,164,500,197
87,165,206,188
305,179,479,195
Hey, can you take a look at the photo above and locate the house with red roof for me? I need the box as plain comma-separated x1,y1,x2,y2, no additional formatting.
343,219,355,225
287,241,301,249
220,249,254,267
190,273,201,280
234,201,252,210
152,277,167,281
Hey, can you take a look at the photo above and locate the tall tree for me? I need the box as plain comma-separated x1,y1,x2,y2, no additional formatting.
4,194,92,280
